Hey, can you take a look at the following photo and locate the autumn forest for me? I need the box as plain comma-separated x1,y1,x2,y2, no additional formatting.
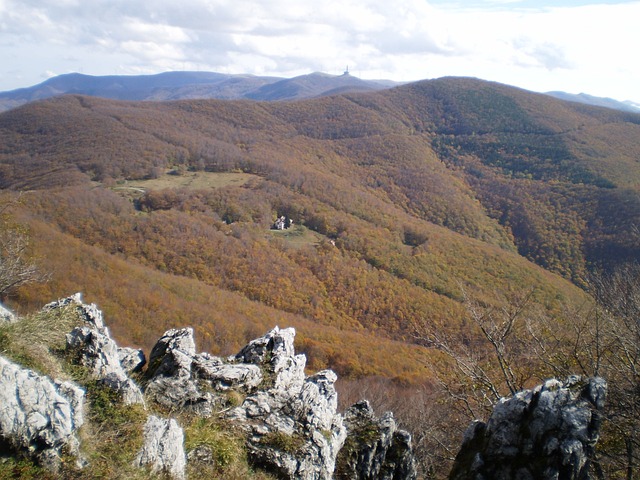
1,76,639,477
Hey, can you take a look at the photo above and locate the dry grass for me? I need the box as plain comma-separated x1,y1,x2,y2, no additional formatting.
114,171,260,194
0,304,83,378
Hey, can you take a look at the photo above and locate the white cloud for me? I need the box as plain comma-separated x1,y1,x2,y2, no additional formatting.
0,0,639,101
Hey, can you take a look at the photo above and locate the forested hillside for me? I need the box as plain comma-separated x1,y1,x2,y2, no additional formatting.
1,76,639,476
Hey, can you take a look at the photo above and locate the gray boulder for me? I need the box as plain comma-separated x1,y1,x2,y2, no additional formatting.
0,355,85,470
336,400,417,480
47,294,144,405
449,376,607,480
228,327,347,480
145,328,264,416
135,415,186,480
147,328,196,378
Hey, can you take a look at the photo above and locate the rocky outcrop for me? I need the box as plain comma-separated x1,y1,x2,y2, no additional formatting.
0,294,416,479
227,327,347,480
449,376,607,480
135,415,186,480
336,400,417,480
144,327,263,416
144,325,348,479
118,346,146,373
0,355,85,470
58,295,144,405
2,294,609,480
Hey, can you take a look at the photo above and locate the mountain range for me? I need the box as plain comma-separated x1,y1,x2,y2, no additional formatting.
0,71,399,112
545,90,640,113
2,70,638,115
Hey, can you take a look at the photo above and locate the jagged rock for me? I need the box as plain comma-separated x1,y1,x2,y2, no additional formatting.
145,328,218,415
47,294,144,405
236,325,297,364
0,302,16,323
195,362,263,391
336,400,417,480
292,370,340,431
44,292,107,333
228,327,347,480
147,328,196,378
118,347,146,373
449,376,607,480
135,415,186,480
2,294,417,479
0,355,85,470
66,325,144,405
145,328,266,416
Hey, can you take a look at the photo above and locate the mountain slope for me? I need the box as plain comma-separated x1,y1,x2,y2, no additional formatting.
1,76,639,383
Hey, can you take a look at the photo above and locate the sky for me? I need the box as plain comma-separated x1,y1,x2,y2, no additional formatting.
1,0,639,102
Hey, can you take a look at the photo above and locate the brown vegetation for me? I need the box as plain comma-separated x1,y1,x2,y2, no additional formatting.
1,76,639,477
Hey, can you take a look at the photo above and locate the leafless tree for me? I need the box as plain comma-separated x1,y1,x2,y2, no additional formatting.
414,287,543,420
0,195,49,301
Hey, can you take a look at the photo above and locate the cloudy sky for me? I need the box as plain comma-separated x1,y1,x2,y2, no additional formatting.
1,0,639,102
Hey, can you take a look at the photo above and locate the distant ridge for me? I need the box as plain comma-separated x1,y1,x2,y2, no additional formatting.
0,71,400,112
4,71,638,115
545,91,640,113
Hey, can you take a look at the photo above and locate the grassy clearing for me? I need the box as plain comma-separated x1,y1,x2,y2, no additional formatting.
112,171,260,196
267,225,326,249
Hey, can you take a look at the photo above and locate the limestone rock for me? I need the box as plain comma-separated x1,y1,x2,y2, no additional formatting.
449,376,607,480
147,328,196,378
235,325,296,364
145,328,265,416
228,327,347,480
336,400,417,480
118,347,146,373
44,293,107,333
144,328,216,415
66,325,144,405
44,294,143,405
135,415,186,480
43,295,143,405
195,362,263,391
0,355,84,470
